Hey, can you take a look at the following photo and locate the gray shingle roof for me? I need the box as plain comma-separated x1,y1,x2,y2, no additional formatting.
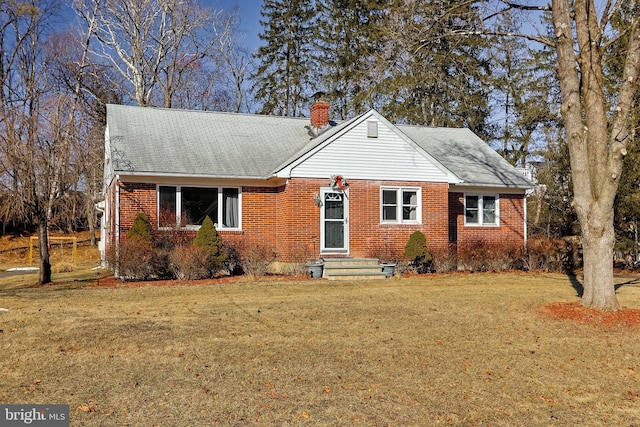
106,104,532,188
106,104,320,178
398,126,533,188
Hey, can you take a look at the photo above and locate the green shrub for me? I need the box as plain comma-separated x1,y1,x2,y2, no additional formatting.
128,212,153,241
193,216,226,275
403,231,433,273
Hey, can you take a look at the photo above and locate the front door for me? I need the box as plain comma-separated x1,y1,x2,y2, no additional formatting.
320,188,348,254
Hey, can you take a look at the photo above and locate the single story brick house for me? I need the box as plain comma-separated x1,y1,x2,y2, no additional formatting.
101,98,533,266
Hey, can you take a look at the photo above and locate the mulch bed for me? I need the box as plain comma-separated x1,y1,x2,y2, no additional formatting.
541,301,640,328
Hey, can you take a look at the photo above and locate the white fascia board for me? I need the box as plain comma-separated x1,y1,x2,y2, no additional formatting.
116,173,286,188
451,183,529,194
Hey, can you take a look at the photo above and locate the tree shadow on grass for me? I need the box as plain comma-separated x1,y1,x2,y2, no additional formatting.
567,273,583,297
567,272,640,296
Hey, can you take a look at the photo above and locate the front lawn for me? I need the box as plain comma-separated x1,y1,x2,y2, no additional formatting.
1,273,639,425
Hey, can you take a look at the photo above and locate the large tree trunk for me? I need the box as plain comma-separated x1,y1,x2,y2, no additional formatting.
580,205,618,309
551,0,640,310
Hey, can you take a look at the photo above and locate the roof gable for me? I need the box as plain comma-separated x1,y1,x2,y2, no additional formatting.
275,110,456,183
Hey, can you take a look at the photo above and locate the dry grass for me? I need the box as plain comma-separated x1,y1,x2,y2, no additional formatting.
1,272,640,425
0,231,100,268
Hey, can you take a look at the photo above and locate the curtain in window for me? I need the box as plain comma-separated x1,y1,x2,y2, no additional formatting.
223,188,239,228
402,190,417,220
483,196,496,224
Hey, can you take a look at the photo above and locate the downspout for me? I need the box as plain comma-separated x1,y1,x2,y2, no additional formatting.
115,175,120,277
523,191,528,249
95,201,105,267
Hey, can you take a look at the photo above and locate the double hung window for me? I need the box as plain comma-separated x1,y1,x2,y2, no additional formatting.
464,194,498,226
381,187,421,224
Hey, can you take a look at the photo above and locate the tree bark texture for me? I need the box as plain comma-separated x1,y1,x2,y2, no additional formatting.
37,221,52,285
552,0,640,309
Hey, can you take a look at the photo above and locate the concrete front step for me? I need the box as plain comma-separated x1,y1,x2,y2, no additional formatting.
321,258,389,280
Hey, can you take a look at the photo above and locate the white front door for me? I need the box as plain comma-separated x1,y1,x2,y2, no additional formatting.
320,188,348,254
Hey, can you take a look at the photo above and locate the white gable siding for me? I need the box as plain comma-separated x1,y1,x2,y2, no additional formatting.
290,118,450,182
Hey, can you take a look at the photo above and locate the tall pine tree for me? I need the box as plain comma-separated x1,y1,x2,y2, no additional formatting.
374,0,493,136
488,12,559,167
253,0,318,116
315,0,386,120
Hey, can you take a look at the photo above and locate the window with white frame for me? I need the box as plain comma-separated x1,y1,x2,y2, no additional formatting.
381,187,421,223
464,194,498,226
158,185,241,229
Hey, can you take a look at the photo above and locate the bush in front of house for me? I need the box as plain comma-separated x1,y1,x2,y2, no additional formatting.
107,237,155,280
193,216,227,276
127,212,153,241
430,244,458,273
525,237,578,273
403,231,433,273
104,212,155,279
456,239,524,272
237,242,277,277
168,244,211,280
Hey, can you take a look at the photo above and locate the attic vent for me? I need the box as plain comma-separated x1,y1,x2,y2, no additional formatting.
367,121,378,138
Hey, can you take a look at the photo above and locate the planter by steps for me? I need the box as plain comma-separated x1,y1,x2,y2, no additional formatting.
306,262,324,278
380,263,396,278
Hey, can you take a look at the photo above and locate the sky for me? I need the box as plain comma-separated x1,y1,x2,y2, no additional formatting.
209,0,264,53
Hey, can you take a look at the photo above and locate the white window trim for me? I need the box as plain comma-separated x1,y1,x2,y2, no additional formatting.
380,186,422,224
157,185,242,230
464,193,499,227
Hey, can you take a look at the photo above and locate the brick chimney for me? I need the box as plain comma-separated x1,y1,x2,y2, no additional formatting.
310,91,330,129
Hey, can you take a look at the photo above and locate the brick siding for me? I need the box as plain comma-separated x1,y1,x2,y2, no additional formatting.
105,179,526,263
449,192,526,251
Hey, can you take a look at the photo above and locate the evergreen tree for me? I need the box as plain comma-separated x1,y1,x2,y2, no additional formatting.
253,0,318,116
529,140,578,238
315,0,386,120
488,13,559,166
127,212,153,241
375,0,493,137
194,215,226,273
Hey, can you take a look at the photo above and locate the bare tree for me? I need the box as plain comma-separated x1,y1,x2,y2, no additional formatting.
0,0,62,284
74,0,228,108
212,12,254,113
475,0,640,309
550,0,640,309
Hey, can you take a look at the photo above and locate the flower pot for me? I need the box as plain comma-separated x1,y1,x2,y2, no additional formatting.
380,263,396,278
307,263,324,278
